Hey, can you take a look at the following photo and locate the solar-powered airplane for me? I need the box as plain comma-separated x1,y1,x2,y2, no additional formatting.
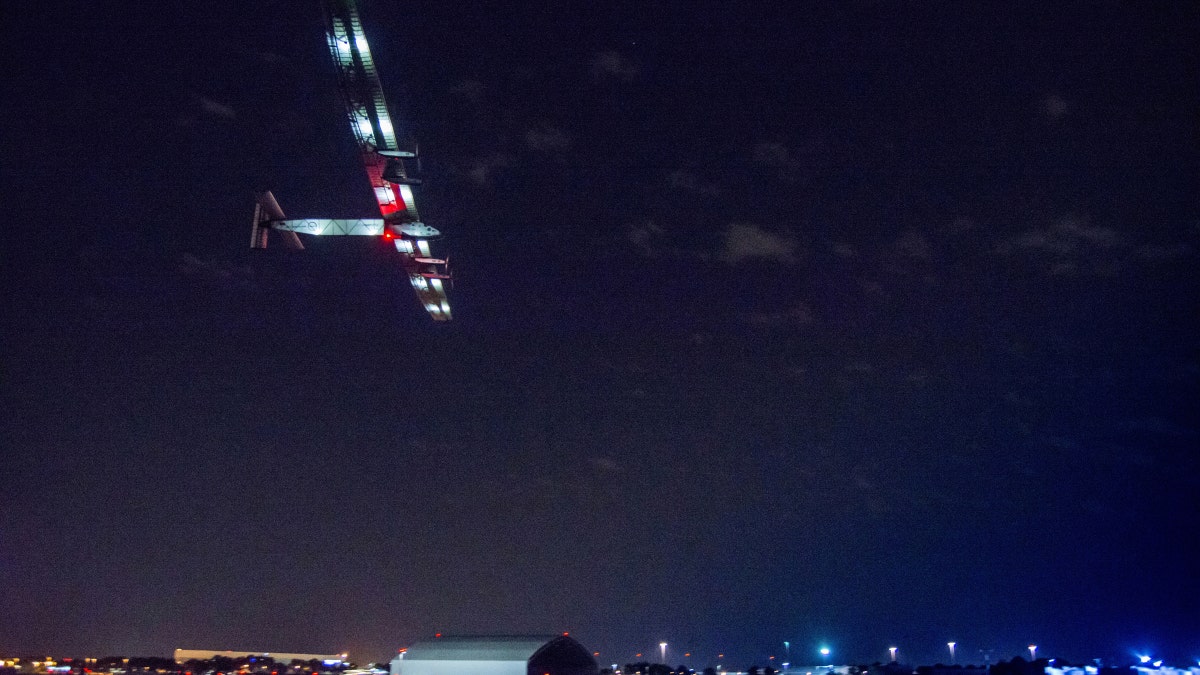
250,0,452,320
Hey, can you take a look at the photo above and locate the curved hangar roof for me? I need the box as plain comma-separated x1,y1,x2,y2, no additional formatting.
396,636,597,675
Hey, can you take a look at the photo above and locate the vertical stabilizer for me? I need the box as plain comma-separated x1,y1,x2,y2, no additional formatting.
251,191,303,250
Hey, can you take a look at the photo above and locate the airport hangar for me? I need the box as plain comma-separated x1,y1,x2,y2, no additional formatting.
390,636,598,675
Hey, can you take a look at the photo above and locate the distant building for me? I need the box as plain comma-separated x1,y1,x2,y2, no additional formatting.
391,636,597,675
1131,669,1200,675
919,666,990,675
173,651,346,665
783,667,853,675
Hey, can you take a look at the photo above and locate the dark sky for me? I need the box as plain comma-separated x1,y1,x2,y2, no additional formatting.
2,0,1198,668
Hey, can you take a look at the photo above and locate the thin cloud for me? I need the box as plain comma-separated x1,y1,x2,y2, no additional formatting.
448,79,485,103
626,221,710,260
830,241,857,258
946,216,976,234
667,170,721,196
196,95,236,120
752,142,793,168
988,216,1195,277
466,153,514,186
627,221,665,257
844,360,874,374
751,141,807,181
179,253,253,288
997,216,1126,275
894,230,932,260
1134,242,1193,262
722,222,799,264
588,456,623,473
524,127,571,152
744,302,816,327
1040,93,1070,120
591,50,638,81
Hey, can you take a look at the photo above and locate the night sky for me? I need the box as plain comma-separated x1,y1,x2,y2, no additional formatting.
2,0,1198,667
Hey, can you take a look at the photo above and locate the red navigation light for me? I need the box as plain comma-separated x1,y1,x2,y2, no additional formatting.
562,632,569,636
383,230,394,240
435,633,442,638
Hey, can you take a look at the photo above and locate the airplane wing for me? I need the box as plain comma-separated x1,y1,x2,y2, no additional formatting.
322,0,452,321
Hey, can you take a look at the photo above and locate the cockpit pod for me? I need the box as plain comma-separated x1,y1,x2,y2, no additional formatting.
391,221,440,238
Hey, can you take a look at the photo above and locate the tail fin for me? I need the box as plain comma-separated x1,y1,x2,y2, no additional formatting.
251,191,304,250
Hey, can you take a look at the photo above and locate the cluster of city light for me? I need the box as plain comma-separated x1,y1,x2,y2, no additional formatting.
0,654,358,675
607,650,1200,675
612,640,1200,674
